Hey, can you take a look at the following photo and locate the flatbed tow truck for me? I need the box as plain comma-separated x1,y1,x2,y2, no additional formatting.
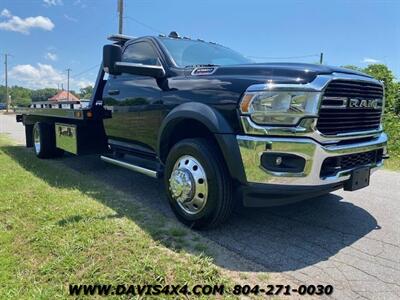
16,33,388,229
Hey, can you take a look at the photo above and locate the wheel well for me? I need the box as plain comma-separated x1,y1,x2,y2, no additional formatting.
159,119,221,163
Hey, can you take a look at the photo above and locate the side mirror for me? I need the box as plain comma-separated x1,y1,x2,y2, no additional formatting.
103,44,122,75
115,62,166,79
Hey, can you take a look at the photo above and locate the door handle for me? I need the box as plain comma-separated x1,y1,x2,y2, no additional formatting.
108,89,120,95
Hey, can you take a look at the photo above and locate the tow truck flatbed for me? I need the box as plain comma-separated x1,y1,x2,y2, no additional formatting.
16,101,110,121
14,32,388,229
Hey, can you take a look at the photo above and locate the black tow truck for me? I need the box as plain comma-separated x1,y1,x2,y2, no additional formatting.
16,32,388,229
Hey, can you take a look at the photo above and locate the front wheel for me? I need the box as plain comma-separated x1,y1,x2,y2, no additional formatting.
164,138,234,229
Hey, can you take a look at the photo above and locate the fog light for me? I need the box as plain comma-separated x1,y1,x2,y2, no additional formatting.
261,153,306,173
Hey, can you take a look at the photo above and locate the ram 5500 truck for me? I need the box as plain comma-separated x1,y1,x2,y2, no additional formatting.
16,32,388,229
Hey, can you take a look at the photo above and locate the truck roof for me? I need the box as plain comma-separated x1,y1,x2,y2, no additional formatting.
107,32,221,47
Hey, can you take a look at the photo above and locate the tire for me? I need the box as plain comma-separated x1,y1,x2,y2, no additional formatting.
32,122,64,159
164,138,234,230
25,124,34,148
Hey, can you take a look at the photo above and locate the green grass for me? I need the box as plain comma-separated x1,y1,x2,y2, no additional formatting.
0,135,235,299
383,113,400,170
384,156,400,170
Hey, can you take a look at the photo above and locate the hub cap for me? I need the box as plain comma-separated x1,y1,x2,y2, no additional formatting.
169,155,208,215
33,126,41,154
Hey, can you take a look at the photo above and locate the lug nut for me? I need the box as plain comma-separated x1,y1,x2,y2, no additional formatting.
275,156,283,165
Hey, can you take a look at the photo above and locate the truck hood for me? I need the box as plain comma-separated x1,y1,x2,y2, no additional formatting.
198,63,372,84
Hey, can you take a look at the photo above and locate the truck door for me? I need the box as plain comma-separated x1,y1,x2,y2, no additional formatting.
103,41,163,153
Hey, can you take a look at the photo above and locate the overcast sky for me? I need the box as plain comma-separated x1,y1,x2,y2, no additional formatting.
1,0,399,91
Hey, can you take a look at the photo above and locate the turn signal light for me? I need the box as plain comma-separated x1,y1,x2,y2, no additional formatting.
240,94,253,113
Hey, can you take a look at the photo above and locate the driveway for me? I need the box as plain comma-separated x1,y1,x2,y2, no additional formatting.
1,113,399,299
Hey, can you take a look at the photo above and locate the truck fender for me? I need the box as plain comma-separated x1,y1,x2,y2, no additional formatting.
157,102,247,184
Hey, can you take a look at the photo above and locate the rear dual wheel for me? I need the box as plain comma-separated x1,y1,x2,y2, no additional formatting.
165,138,234,230
32,122,64,159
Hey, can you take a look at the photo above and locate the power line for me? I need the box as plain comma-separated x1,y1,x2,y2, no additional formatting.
61,64,100,91
73,64,100,78
124,15,165,35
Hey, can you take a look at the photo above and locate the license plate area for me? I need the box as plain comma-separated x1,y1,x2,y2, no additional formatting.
344,166,370,191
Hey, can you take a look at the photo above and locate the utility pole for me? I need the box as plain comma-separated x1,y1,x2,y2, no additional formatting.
319,52,324,64
3,54,10,112
66,68,71,101
118,0,124,34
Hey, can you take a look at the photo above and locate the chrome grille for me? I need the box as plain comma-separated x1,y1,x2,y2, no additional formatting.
317,80,383,135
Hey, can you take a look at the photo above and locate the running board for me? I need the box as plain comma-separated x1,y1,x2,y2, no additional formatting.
100,155,160,178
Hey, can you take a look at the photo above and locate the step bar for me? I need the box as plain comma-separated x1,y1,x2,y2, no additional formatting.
100,155,159,178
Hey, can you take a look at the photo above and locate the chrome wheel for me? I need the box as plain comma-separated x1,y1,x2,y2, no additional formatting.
33,126,41,154
169,155,208,215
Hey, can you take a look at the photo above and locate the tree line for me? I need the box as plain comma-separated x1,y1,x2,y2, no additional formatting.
342,64,400,115
342,64,400,167
0,85,93,107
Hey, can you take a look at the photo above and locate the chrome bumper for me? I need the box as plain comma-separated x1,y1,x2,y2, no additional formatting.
237,133,387,186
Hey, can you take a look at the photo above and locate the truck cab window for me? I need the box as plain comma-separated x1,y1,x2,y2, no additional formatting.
122,42,160,66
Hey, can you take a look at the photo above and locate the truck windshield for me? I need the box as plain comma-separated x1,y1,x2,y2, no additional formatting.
158,37,252,67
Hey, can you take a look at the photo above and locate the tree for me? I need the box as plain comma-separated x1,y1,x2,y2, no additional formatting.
79,86,93,99
0,86,6,103
363,64,399,114
0,85,32,107
31,88,58,102
394,82,400,114
10,86,32,107
341,64,400,114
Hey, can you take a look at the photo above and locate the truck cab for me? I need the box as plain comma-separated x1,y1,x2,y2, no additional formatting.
17,32,388,229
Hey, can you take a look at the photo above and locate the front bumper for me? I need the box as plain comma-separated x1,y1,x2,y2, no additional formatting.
237,132,387,186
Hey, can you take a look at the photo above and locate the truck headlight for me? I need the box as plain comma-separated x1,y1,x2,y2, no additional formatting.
240,91,321,125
